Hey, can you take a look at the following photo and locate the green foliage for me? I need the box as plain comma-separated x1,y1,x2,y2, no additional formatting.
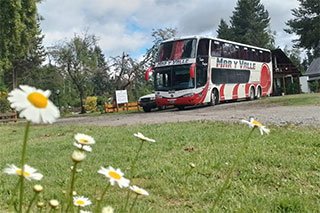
309,81,319,93
0,122,320,211
217,19,234,40
222,0,275,48
0,91,10,113
84,96,98,112
285,0,320,57
0,0,41,88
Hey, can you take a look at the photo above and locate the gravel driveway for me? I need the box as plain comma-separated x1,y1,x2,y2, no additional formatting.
56,100,320,127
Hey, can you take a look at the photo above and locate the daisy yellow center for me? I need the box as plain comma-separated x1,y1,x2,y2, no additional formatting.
109,171,121,180
79,139,89,144
252,120,262,127
27,92,48,108
76,200,85,205
16,169,30,177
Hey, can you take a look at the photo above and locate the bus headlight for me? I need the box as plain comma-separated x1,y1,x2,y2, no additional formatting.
182,93,195,97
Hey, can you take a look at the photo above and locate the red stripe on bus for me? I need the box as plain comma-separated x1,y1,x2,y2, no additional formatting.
232,84,240,99
245,84,251,97
260,63,271,96
220,84,225,101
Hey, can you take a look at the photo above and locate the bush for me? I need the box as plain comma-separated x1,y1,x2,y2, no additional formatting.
0,91,11,113
309,81,319,93
84,96,98,112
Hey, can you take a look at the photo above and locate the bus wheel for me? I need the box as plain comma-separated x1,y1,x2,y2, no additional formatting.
177,105,185,110
210,89,219,106
255,87,262,99
143,106,152,112
249,87,255,100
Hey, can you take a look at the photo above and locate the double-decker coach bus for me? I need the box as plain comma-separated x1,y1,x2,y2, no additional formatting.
146,36,272,109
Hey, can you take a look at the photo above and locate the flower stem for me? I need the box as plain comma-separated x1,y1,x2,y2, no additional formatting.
19,121,31,212
211,128,254,210
129,194,139,213
66,162,78,212
130,140,144,177
26,192,39,213
95,184,110,212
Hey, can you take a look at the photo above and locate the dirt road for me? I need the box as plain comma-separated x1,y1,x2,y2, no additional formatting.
56,101,320,127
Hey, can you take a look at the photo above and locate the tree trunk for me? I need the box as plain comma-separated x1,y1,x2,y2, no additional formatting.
79,89,86,114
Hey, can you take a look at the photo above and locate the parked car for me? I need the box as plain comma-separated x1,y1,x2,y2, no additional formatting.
138,93,157,112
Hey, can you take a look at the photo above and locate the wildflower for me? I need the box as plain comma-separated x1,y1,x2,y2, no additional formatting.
73,196,92,207
7,85,60,124
3,164,43,181
98,166,130,188
71,150,86,162
133,132,156,143
129,185,149,196
189,163,196,168
49,199,59,208
80,210,92,213
102,206,114,213
33,184,43,193
240,117,270,135
74,133,95,145
73,142,92,152
37,202,44,208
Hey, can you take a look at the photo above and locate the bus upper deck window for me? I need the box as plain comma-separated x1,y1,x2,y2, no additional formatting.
211,41,222,57
197,39,209,57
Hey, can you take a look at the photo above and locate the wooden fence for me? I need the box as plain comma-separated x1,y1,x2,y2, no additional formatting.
104,102,140,113
0,112,17,123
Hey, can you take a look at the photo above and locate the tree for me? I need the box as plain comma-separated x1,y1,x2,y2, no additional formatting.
283,46,305,74
0,0,40,89
228,0,274,48
51,33,106,113
217,19,234,40
143,28,177,66
285,0,320,58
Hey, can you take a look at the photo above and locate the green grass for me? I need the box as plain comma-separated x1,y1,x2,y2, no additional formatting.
0,121,319,212
257,93,320,106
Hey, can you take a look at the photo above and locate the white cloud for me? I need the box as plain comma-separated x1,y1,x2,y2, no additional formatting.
38,0,300,58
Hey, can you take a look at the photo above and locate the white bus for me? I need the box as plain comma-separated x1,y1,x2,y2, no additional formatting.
146,36,272,109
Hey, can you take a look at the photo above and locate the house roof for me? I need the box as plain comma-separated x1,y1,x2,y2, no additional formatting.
305,57,320,76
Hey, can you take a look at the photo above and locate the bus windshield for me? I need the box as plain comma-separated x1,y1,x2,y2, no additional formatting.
154,65,195,91
157,39,196,62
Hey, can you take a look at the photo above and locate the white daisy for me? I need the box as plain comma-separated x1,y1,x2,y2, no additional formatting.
80,211,92,213
7,85,60,124
241,117,270,135
71,150,86,162
73,196,92,207
74,133,95,145
73,142,92,152
102,206,114,213
129,185,149,196
49,199,59,208
3,164,43,181
98,166,130,188
133,132,156,143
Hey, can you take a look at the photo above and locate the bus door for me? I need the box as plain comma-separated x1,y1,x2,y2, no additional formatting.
196,39,209,88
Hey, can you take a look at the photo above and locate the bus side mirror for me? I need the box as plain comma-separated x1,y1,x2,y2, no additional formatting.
189,63,195,79
145,67,154,81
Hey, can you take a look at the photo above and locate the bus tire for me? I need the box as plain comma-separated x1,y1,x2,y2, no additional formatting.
255,87,262,99
210,89,219,106
248,87,255,101
143,106,152,112
177,105,185,110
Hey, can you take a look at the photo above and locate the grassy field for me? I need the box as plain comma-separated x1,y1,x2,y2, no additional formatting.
257,93,320,106
0,119,319,212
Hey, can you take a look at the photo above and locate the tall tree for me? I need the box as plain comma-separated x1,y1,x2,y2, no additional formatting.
51,33,105,113
217,19,234,40
285,0,320,58
0,0,40,89
229,0,274,48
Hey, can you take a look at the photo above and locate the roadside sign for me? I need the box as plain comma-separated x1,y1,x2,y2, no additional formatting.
115,90,128,104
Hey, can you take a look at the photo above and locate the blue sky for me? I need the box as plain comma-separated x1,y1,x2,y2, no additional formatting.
38,0,300,59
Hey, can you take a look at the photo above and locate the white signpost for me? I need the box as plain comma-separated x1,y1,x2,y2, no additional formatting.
115,90,128,104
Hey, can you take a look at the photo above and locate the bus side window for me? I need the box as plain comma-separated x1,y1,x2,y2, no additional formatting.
263,51,271,63
211,41,222,57
197,39,209,57
240,47,248,60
